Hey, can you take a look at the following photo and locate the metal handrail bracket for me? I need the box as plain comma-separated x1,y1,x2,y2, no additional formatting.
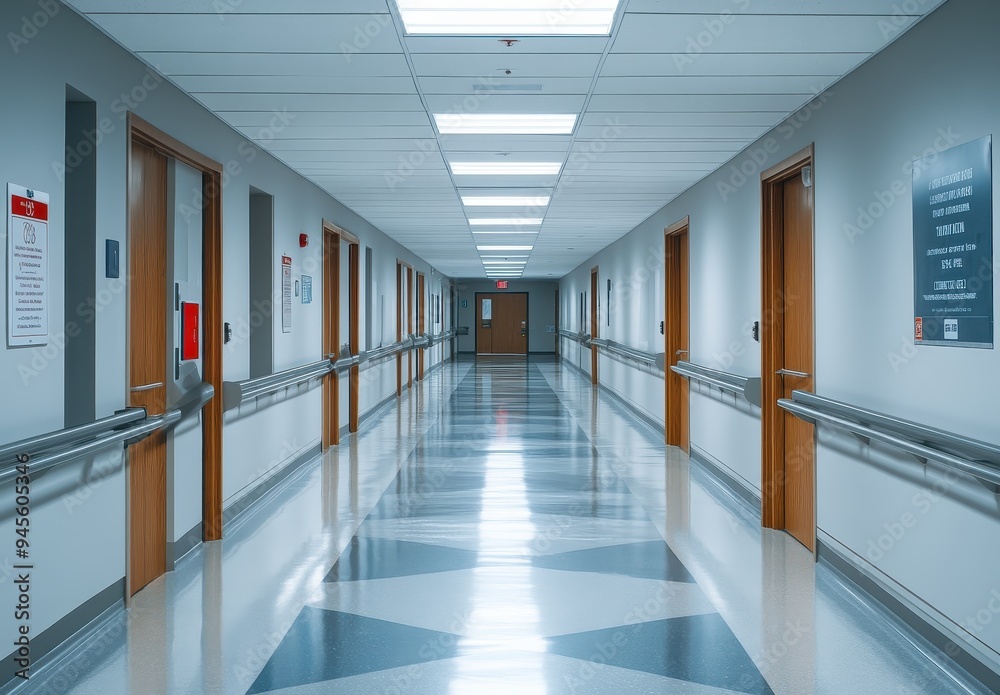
591,338,665,371
0,408,146,468
671,360,762,408
779,391,1000,493
223,360,333,412
0,409,183,485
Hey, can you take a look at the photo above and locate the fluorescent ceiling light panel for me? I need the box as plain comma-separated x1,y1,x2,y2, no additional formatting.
469,218,543,226
450,162,562,176
462,195,552,207
483,261,527,265
480,255,529,259
473,231,538,235
397,1,621,35
478,245,533,251
438,115,576,135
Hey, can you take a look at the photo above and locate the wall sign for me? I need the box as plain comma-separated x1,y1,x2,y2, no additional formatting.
301,275,313,304
281,255,293,333
913,136,993,348
496,280,509,290
7,184,49,347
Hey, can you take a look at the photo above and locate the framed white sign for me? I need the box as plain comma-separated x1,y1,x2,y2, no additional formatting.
7,184,49,347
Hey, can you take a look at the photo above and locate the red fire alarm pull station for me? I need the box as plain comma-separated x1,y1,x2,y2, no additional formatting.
496,280,509,290
299,233,309,248
181,302,200,361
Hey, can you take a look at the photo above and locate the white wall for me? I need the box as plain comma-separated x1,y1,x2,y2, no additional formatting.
559,0,1000,666
0,0,448,669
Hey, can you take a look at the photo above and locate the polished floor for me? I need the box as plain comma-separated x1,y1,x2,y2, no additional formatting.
18,358,988,694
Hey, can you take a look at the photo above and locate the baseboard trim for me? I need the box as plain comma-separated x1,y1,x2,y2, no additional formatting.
596,382,664,441
222,443,323,530
817,536,1000,694
2,579,125,691
688,445,761,516
360,392,397,428
168,521,203,568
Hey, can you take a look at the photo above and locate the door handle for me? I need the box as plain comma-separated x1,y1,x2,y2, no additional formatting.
776,369,811,378
675,350,689,356
130,382,164,392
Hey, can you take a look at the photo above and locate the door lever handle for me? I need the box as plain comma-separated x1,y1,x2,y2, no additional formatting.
675,350,689,356
776,369,811,378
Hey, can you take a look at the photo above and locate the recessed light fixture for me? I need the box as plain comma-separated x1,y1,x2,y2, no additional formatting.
397,0,622,35
469,218,543,226
462,195,552,207
483,261,527,265
478,245,533,251
438,115,576,135
473,231,539,235
450,162,562,176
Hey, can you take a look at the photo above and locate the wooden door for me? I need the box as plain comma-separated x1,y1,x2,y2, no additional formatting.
127,141,168,596
554,289,560,360
396,262,404,397
407,267,414,389
590,268,599,385
348,242,360,432
665,218,690,452
762,147,816,552
477,294,527,355
323,226,341,448
494,294,527,354
417,273,426,380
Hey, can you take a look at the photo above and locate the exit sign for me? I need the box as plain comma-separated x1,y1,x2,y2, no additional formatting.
496,280,509,289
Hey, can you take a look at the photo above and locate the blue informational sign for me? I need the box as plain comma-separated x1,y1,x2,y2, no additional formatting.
912,136,993,348
301,275,313,304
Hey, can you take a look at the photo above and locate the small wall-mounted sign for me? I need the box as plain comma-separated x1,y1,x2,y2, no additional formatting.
496,280,509,290
301,275,313,304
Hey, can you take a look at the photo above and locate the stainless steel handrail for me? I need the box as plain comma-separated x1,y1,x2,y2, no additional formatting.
559,329,591,346
779,391,1000,493
0,409,146,468
591,338,666,371
223,360,333,412
422,329,456,347
0,409,183,485
670,360,762,408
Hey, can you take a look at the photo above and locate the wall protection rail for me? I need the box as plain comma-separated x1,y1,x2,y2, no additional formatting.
670,360,762,408
223,360,334,412
779,390,1000,493
590,338,666,371
0,408,185,485
559,329,592,347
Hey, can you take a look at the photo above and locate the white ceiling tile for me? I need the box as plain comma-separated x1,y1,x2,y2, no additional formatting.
88,14,403,53
613,14,920,54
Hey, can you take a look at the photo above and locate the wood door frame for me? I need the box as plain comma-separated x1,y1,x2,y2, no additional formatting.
396,259,413,396
348,240,360,433
474,292,530,355
554,289,560,360
760,144,816,546
322,223,342,448
416,272,426,381
665,217,691,452
407,266,414,389
127,114,225,565
590,267,599,385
